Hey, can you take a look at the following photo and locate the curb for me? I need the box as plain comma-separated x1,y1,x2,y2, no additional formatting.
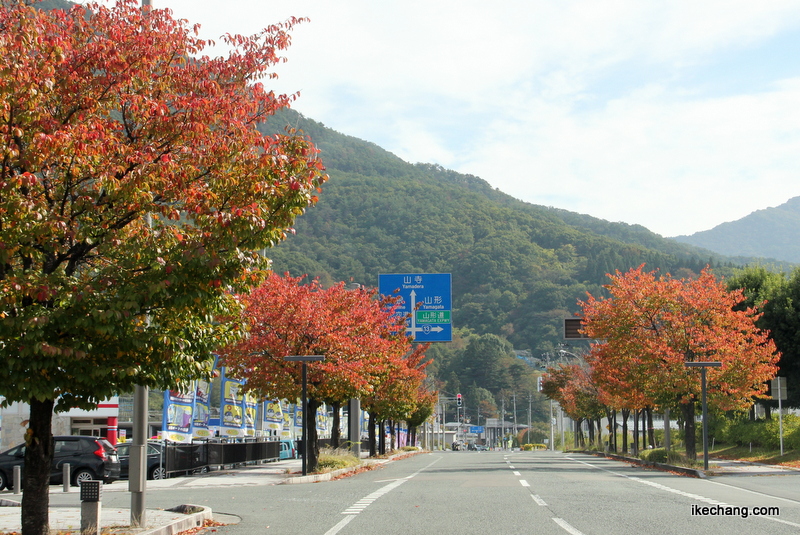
143,504,213,535
283,450,424,484
574,450,706,478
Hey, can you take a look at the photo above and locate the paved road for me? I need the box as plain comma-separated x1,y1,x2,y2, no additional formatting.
43,451,800,534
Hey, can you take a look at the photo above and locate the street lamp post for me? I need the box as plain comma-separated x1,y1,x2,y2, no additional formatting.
284,355,325,475
684,362,722,471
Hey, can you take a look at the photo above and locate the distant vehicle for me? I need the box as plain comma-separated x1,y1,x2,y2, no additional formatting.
0,436,120,490
474,445,488,451
116,442,166,480
280,439,297,460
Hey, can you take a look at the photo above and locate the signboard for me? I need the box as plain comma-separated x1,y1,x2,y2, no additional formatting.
772,377,787,401
379,273,452,342
469,426,484,434
564,318,589,339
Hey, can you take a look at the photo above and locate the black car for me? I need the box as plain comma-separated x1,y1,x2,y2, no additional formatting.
115,442,166,480
0,435,120,490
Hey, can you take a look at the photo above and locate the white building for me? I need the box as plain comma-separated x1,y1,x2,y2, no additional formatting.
0,397,120,450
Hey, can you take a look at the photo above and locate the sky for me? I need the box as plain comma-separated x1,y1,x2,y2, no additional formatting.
120,1,800,236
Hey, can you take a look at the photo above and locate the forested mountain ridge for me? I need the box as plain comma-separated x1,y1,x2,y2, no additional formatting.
262,109,741,356
672,196,800,264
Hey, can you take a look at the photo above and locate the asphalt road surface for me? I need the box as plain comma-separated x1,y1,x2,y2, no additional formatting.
93,450,800,534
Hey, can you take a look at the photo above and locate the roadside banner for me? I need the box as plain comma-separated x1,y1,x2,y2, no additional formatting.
220,368,245,437
163,385,194,443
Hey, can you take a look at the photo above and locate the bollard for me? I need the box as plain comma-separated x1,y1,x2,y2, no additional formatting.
80,480,102,535
63,463,71,492
12,466,21,495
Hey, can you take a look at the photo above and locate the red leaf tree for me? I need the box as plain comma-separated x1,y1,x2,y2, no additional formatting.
0,2,325,531
580,266,780,459
220,273,423,470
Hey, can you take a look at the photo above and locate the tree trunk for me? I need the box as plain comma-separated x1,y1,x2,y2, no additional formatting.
389,419,396,451
378,420,386,455
681,401,697,460
305,398,321,473
621,409,629,454
331,402,340,449
646,408,655,448
368,411,377,457
641,409,647,450
23,398,55,535
632,409,639,456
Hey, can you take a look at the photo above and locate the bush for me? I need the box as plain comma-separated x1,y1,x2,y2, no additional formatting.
316,448,360,473
640,448,686,465
714,414,799,450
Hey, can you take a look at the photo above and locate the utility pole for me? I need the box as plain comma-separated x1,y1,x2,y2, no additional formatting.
513,394,517,449
501,398,505,450
528,393,532,446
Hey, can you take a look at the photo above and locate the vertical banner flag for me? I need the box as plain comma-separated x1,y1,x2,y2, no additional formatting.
281,401,294,438
163,385,194,443
263,400,284,433
192,379,213,438
220,368,245,437
244,391,258,436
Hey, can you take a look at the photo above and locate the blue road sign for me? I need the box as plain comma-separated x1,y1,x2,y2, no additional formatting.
469,426,484,434
379,273,452,342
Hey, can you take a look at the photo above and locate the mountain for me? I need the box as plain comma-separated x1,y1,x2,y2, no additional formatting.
671,197,800,264
261,109,742,355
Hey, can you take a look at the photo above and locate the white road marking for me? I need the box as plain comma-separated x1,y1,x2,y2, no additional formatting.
565,456,800,529
553,517,585,535
532,494,548,506
323,515,355,535
520,479,530,487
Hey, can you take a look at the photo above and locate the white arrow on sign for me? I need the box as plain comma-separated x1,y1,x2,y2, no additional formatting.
405,290,444,338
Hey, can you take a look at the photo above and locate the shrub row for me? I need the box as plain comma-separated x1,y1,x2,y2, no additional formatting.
708,414,800,451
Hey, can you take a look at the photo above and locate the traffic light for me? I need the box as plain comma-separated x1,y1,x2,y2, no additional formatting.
456,393,462,407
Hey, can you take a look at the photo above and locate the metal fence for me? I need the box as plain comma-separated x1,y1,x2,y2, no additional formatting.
162,438,281,476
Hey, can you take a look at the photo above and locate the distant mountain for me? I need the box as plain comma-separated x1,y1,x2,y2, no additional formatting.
672,197,800,264
261,109,746,355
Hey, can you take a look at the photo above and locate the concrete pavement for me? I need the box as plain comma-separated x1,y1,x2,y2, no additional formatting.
0,457,303,534
1,451,796,534
0,453,405,534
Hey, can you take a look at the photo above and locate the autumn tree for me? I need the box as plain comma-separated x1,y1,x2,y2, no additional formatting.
220,273,420,471
0,2,325,532
541,363,604,449
362,343,431,454
580,266,780,459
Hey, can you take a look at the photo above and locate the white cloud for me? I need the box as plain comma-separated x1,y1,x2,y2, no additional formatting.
119,0,800,235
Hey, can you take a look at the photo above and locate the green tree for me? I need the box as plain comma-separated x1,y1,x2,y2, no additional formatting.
728,266,800,409
0,2,325,532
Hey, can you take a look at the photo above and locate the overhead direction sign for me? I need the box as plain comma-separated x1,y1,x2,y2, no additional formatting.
379,273,452,342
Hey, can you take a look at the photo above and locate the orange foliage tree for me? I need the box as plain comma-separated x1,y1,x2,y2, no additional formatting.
0,2,324,532
362,343,431,454
220,273,425,470
580,266,780,459
541,363,604,449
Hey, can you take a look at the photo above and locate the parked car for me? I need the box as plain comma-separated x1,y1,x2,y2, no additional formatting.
280,439,297,460
0,435,120,490
115,441,166,480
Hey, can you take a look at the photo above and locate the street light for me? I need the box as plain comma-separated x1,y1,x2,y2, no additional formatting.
284,355,325,475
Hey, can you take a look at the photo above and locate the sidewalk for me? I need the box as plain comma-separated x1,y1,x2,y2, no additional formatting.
577,450,800,478
0,453,411,534
0,458,303,534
